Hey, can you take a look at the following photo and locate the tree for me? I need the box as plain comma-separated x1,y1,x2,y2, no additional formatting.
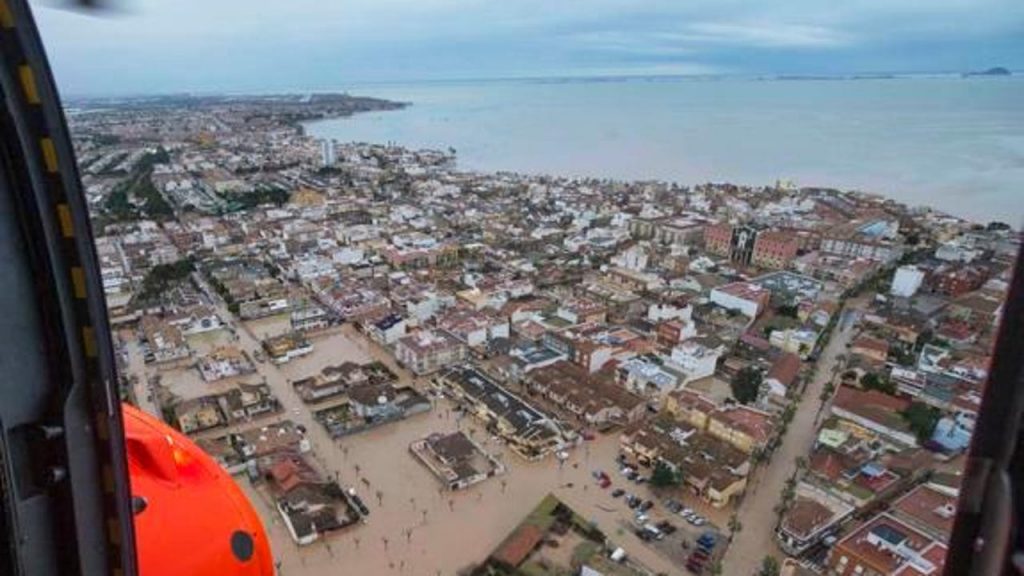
759,555,781,576
650,461,679,488
727,514,742,542
861,372,897,395
902,402,941,443
775,303,798,318
731,367,763,404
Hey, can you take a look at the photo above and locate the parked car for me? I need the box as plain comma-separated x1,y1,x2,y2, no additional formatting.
643,524,665,540
634,528,653,542
599,477,611,489
697,533,717,548
639,500,654,512
611,488,625,498
665,499,683,513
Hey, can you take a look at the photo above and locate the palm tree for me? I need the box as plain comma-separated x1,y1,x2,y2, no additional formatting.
727,514,742,542
759,555,781,576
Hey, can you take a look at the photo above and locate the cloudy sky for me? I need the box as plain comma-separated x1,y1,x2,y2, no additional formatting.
32,0,1024,96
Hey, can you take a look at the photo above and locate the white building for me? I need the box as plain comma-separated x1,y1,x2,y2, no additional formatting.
320,139,336,167
709,282,768,318
611,244,649,271
647,301,693,323
890,265,925,298
666,341,722,385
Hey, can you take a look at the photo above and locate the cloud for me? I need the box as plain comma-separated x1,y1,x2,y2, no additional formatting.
30,0,1024,94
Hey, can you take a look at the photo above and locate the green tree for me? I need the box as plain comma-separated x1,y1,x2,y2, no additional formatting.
727,514,742,542
775,303,798,318
650,461,679,488
902,402,941,443
759,555,781,576
731,367,763,404
861,372,897,395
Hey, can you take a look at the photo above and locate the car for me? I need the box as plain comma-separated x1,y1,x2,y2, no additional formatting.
634,529,653,542
592,470,604,480
639,500,654,512
657,521,677,535
623,470,638,481
665,500,683,513
599,477,611,489
627,497,641,509
685,561,702,573
692,517,707,527
634,475,648,484
681,507,694,516
634,513,649,525
643,524,665,540
611,488,625,498
697,533,717,548
691,549,710,561
350,494,370,517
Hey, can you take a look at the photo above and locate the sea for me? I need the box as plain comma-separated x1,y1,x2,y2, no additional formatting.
305,76,1024,225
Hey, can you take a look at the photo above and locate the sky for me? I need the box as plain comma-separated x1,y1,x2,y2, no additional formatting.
32,0,1024,96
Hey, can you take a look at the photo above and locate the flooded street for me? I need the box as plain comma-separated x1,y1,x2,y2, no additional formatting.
209,320,697,575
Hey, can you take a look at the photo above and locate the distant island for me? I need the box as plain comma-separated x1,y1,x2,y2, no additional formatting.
964,67,1011,77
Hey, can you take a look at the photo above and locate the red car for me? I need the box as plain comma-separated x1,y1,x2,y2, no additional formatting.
598,477,611,489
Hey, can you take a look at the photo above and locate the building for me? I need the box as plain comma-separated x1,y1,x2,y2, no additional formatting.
890,483,957,543
850,335,890,365
770,328,820,359
831,387,917,448
367,313,407,345
140,315,190,363
394,330,467,375
891,265,926,298
262,332,313,364
764,353,801,401
777,482,855,555
827,513,947,576
618,356,681,399
232,421,311,460
706,404,775,453
620,422,750,508
667,340,723,384
197,346,255,382
320,138,335,167
527,361,646,426
410,431,505,490
710,281,770,318
437,366,571,460
292,362,376,403
703,222,733,257
752,231,800,269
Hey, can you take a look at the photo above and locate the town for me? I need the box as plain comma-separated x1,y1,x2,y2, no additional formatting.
71,93,1018,576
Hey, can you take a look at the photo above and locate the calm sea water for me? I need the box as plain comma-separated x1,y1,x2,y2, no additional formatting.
306,77,1024,224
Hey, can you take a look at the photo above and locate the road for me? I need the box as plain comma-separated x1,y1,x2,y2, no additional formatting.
123,335,162,418
720,302,862,575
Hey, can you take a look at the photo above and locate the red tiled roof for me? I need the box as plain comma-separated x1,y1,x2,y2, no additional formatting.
492,524,544,567
767,353,801,387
